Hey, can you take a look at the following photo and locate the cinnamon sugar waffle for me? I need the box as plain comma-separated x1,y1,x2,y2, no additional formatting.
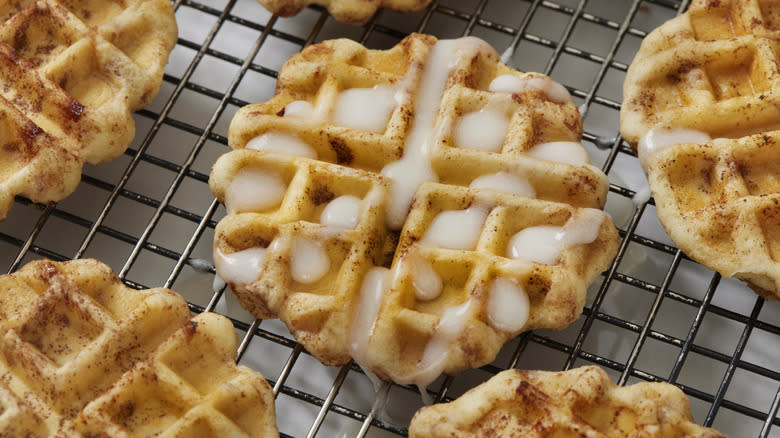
258,0,430,23
73,312,278,438
621,0,780,146
621,0,780,298
212,33,619,387
0,0,177,220
409,366,727,437
0,259,278,437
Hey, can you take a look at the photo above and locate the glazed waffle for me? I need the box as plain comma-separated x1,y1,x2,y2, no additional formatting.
408,366,727,437
257,0,431,23
620,0,780,298
0,259,278,437
212,33,619,386
0,0,177,221
364,184,617,383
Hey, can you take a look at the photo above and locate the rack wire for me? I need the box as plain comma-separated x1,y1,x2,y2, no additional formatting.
2,0,780,436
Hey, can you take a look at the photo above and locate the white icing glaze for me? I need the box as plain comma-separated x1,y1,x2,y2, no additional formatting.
507,225,564,265
507,209,605,265
349,267,391,366
637,128,711,171
454,108,509,152
290,237,330,284
423,206,488,250
364,369,386,397
381,160,437,229
559,208,605,247
470,172,535,198
284,100,314,118
527,141,590,166
381,38,490,229
400,298,476,387
213,291,228,316
632,184,652,206
212,274,226,293
487,278,530,332
320,195,362,229
500,46,514,65
246,131,318,159
488,74,573,104
225,167,287,214
417,385,434,406
488,75,524,93
188,257,213,273
333,85,399,133
409,252,443,301
213,247,266,285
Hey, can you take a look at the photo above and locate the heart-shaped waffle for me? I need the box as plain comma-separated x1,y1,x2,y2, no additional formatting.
212,33,619,386
0,0,177,220
0,259,278,437
409,366,727,437
621,0,780,298
258,0,431,23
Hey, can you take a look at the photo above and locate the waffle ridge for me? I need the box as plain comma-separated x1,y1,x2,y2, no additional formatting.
213,33,619,385
621,0,780,298
0,0,177,220
0,259,278,437
408,366,728,437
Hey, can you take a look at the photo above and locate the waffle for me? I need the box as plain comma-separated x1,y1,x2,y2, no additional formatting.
620,0,780,298
620,0,780,146
0,259,278,437
73,312,278,437
409,366,727,437
258,0,431,23
0,0,177,221
212,33,619,386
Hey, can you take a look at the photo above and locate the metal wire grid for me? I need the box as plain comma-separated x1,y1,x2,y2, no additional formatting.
2,0,780,436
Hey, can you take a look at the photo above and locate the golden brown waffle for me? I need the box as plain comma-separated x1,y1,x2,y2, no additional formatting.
642,133,780,299
409,366,727,437
258,0,430,23
621,0,780,146
621,0,780,298
0,259,278,437
212,33,619,386
73,312,278,437
0,0,177,220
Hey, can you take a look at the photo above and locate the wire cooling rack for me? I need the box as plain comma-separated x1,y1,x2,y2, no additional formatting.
3,0,780,436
